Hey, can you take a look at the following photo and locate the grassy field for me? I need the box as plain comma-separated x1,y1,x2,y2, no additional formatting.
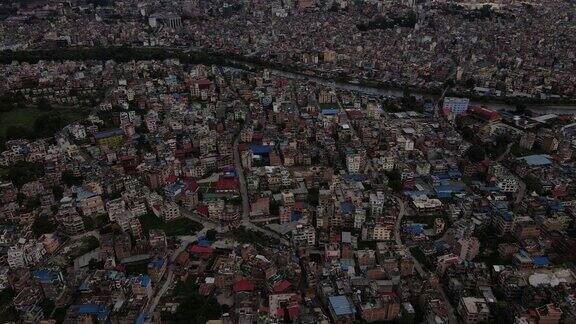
0,106,88,137
140,213,203,236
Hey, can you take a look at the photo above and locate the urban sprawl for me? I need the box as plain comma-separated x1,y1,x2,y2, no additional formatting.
0,0,576,324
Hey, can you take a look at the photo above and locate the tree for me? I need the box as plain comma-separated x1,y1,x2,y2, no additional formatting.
52,185,64,201
466,146,486,163
61,170,83,187
524,175,543,195
307,188,319,207
165,276,223,323
205,229,217,241
386,168,404,192
515,103,527,115
36,98,53,111
3,161,44,187
32,215,57,236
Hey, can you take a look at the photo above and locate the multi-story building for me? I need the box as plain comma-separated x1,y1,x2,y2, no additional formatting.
162,201,181,221
457,297,490,324
443,97,470,116
292,225,316,246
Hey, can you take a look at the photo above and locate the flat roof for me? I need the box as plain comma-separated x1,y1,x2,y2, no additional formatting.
517,154,552,166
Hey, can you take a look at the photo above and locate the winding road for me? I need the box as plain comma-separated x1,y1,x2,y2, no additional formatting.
393,195,457,324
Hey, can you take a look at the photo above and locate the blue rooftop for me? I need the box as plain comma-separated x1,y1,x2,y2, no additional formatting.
343,173,367,182
33,269,62,284
250,145,273,155
291,210,303,221
136,313,146,324
404,224,424,235
340,202,355,214
321,108,339,116
94,128,123,140
77,304,109,321
198,238,212,246
149,258,165,269
138,275,151,287
329,295,355,316
517,154,553,166
533,256,550,267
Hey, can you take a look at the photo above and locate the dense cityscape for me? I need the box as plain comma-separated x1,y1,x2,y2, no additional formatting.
0,0,576,324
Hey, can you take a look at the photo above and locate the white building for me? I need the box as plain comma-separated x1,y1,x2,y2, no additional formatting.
162,201,181,221
7,238,46,268
354,209,366,229
292,225,316,246
443,97,470,116
346,154,363,173
457,297,490,324
369,192,387,217
7,245,26,268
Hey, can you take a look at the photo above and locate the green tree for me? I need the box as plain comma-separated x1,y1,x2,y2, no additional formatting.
466,145,486,163
205,229,217,241
32,215,57,236
386,168,404,191
61,170,83,187
524,175,543,195
3,161,44,187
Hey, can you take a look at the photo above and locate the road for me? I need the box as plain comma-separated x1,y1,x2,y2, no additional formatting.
393,196,407,247
495,142,514,163
147,269,174,318
393,196,457,323
515,179,527,205
233,129,250,219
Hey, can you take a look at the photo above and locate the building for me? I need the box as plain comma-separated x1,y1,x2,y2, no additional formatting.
93,129,124,148
328,295,356,321
536,303,562,324
162,201,181,221
457,297,490,324
32,269,65,300
412,196,443,215
443,97,470,116
292,225,316,246
512,216,541,240
453,237,480,261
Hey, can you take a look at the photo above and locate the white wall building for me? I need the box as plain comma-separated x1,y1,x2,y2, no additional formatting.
443,97,470,116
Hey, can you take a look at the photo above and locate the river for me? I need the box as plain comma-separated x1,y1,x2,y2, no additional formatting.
268,69,576,115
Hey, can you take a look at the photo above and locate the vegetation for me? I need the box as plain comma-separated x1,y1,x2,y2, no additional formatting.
524,175,544,195
357,11,418,31
0,288,19,321
139,213,203,236
466,145,486,163
229,226,280,246
0,106,88,146
0,161,44,187
409,246,432,270
61,170,84,187
474,225,515,266
386,168,403,192
125,261,149,276
205,229,217,241
32,215,58,236
307,187,319,207
163,276,223,323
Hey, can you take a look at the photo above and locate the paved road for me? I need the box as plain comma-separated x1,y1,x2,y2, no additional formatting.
495,142,514,162
147,269,174,317
393,196,407,247
393,196,457,323
515,179,527,205
233,130,250,219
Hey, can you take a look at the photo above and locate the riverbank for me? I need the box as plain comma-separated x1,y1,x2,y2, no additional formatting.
2,46,575,114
